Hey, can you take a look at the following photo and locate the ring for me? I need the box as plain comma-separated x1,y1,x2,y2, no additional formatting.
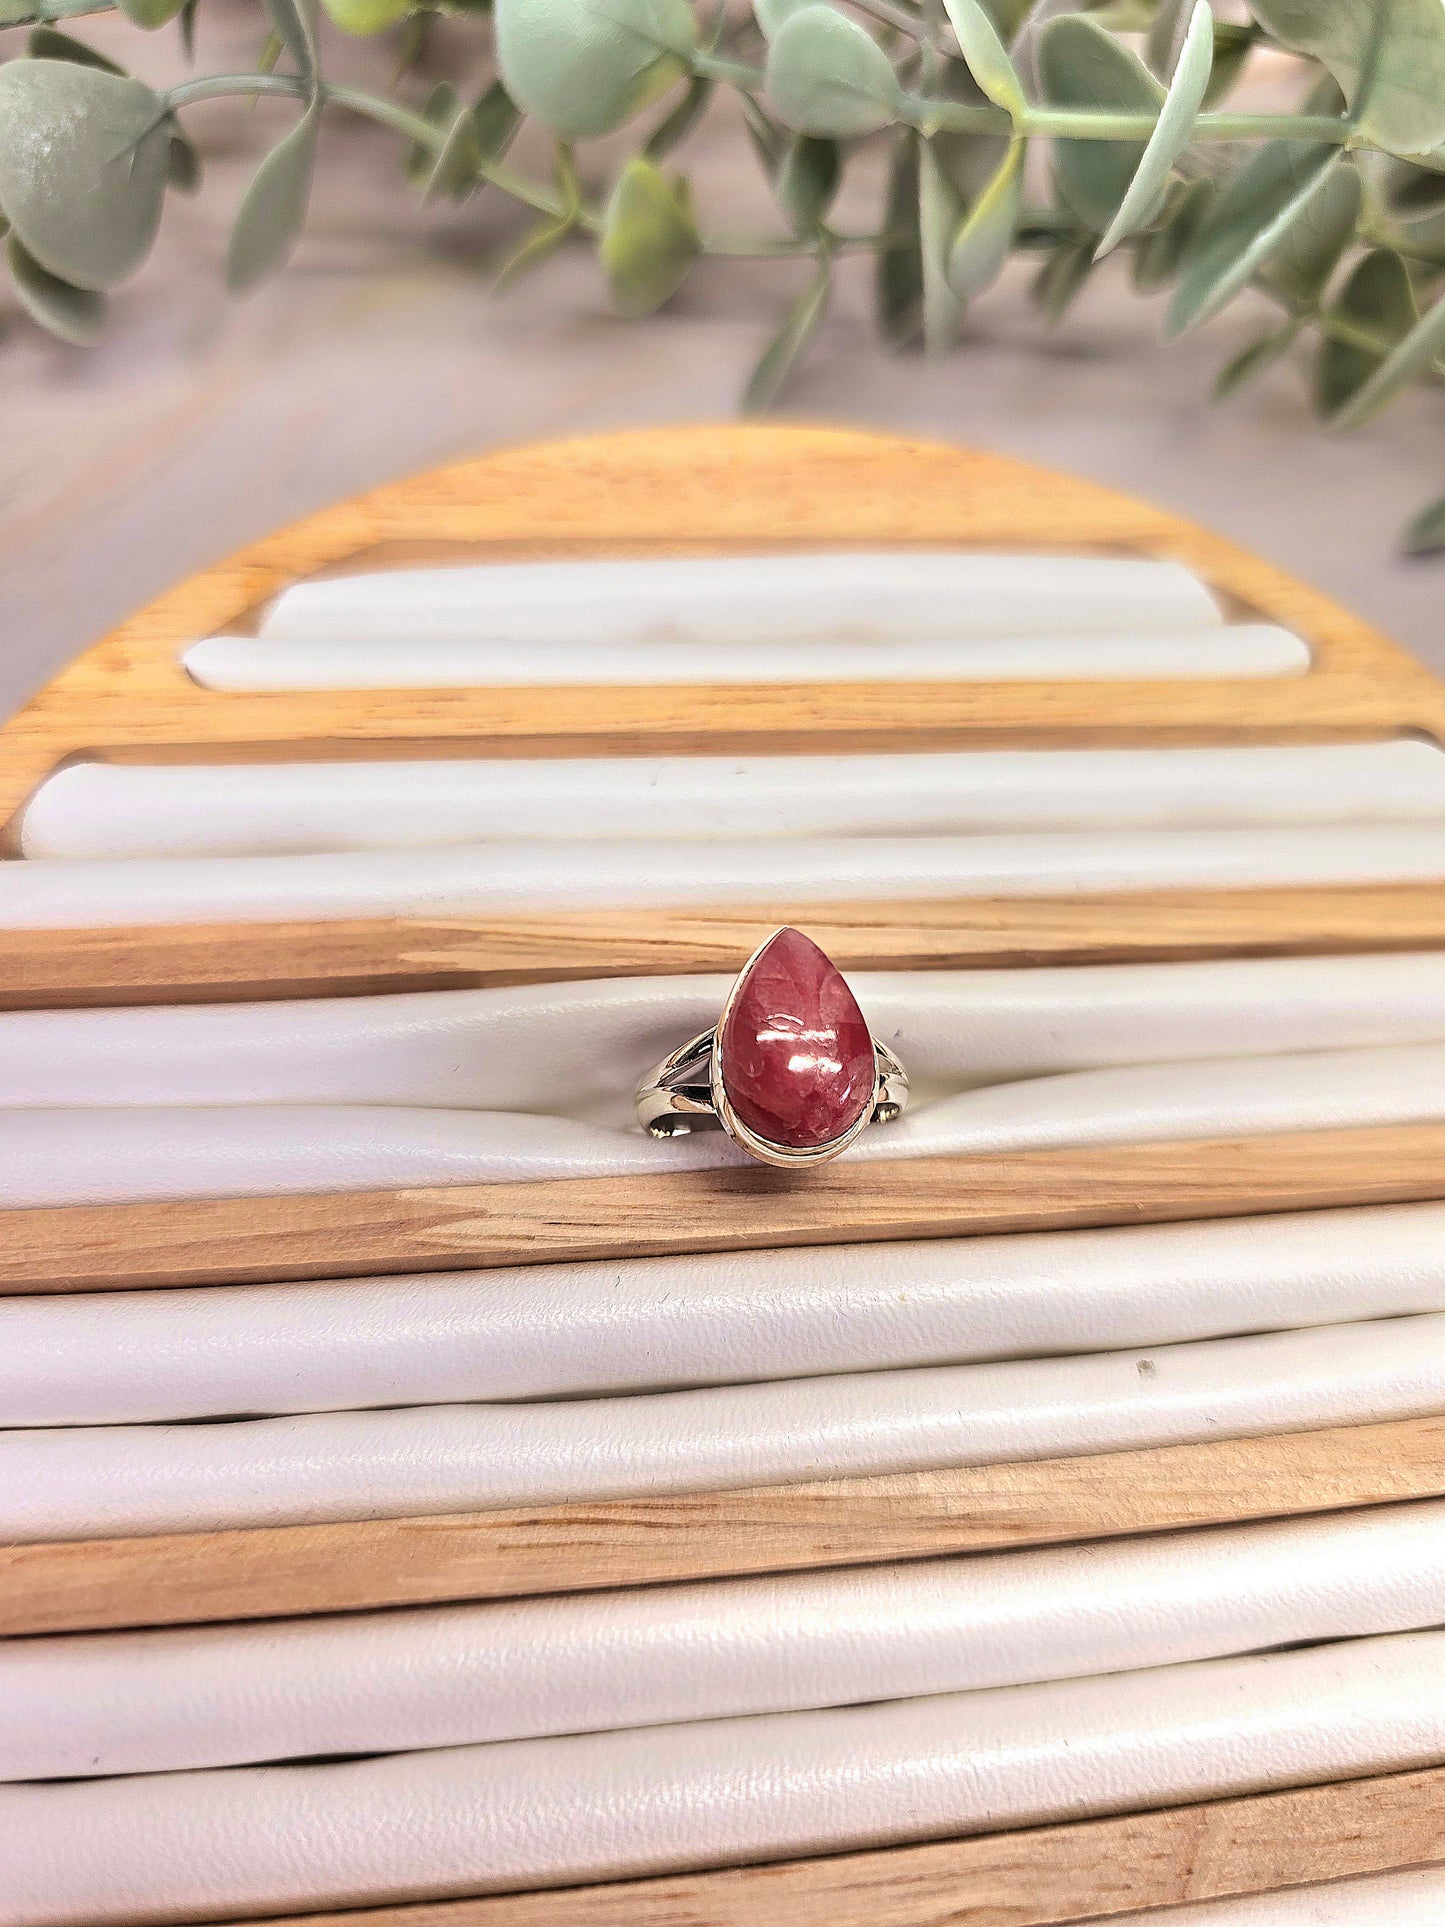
635,927,910,1169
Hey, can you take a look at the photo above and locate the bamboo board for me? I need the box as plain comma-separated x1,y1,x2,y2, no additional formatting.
7,426,1445,1923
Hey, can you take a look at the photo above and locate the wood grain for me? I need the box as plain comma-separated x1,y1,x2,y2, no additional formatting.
14,881,1445,1007
8,1413,1445,1637
3,425,1445,843
167,1765,1445,1927
10,1120,1445,1292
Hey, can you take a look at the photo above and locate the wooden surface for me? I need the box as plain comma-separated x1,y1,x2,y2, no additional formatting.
170,1765,1445,1927
12,1121,1445,1291
9,428,1445,1924
10,1413,1445,1637
17,881,1445,1007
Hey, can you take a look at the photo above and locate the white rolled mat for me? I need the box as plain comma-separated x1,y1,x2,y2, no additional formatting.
8,1312,1445,1540
7,1628,1445,1927
4,955,1444,1114
10,1500,1445,1781
5,1040,1445,1205
1126,1868,1445,1925
10,1203,1445,1426
256,551,1225,642
185,627,1309,689
15,825,1445,925
26,740,1438,859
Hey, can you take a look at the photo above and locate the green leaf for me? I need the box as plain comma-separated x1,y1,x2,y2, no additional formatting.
1031,232,1094,320
946,135,1022,297
599,153,697,314
495,0,695,139
1203,19,1254,105
1332,282,1445,428
167,129,203,194
1246,0,1445,158
493,213,573,288
1315,248,1416,416
1255,159,1360,306
0,61,172,290
875,127,923,348
919,137,965,354
775,135,840,232
645,73,712,156
1130,174,1210,290
766,4,901,137
1403,490,1445,557
266,0,320,75
1166,139,1340,337
320,0,409,33
941,0,1026,117
225,95,322,294
1212,316,1302,398
472,78,524,163
116,0,185,29
1096,0,1210,257
744,253,831,409
6,230,105,343
1381,157,1445,223
754,0,812,36
416,83,519,201
26,25,124,68
1145,0,1191,78
405,83,461,188
1038,15,1163,234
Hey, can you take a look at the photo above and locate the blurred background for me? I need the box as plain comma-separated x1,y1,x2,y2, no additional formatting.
3,5,1443,720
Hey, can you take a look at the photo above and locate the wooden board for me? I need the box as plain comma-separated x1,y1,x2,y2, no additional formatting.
168,1765,1445,1927
9,427,1445,1926
10,1413,1445,1638
12,1122,1445,1291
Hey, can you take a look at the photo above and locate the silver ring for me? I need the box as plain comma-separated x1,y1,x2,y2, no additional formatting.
635,926,910,1169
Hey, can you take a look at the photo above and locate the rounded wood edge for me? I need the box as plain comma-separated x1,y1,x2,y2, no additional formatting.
6,1414,1445,1637
158,1767,1445,1927
2,424,1438,829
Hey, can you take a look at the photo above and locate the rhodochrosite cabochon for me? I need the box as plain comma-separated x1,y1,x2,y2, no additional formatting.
718,928,876,1151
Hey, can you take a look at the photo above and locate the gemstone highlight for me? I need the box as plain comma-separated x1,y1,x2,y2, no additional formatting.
718,927,875,1150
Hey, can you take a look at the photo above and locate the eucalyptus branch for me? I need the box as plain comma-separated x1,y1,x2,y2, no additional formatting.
7,0,1445,551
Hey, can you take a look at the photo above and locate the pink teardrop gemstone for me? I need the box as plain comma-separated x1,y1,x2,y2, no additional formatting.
719,928,875,1150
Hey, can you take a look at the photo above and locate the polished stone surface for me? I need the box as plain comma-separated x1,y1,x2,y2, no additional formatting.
719,928,875,1150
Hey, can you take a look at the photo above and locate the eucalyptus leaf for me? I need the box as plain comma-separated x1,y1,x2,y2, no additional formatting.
27,25,124,68
766,4,901,137
1145,0,1191,79
1031,232,1094,320
744,254,831,408
117,0,185,30
495,0,695,139
919,138,965,354
1130,174,1211,290
1166,139,1341,337
0,61,172,290
1404,490,1445,556
1038,15,1162,234
492,212,574,288
1203,19,1254,105
321,0,410,30
1096,0,1210,258
419,83,522,205
1381,157,1445,222
1246,0,1445,158
1256,159,1360,306
167,129,203,194
776,136,840,231
754,0,812,37
875,126,923,347
405,83,460,189
941,0,1026,117
1332,284,1445,428
225,95,322,294
1213,316,1301,398
600,154,696,314
645,73,712,157
6,231,105,344
1315,248,1416,417
946,136,1022,297
266,0,319,76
